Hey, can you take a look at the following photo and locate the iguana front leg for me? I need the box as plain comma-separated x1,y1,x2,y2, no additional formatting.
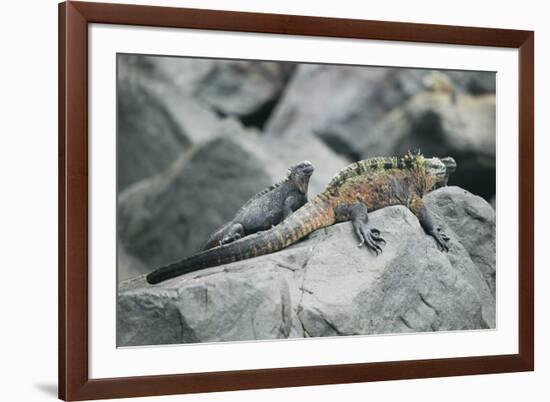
410,196,450,252
335,203,386,255
283,194,307,218
201,222,244,250
418,207,450,251
219,223,245,246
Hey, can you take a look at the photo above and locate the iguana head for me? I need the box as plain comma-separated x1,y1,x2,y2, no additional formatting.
425,156,457,189
288,161,314,194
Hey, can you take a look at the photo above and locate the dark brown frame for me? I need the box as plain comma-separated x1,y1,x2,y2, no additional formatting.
59,1,534,400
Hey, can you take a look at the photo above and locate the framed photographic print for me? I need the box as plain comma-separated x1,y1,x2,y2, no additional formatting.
59,1,534,400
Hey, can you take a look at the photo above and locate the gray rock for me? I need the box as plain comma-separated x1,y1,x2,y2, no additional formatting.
192,61,294,126
128,54,295,125
117,76,187,191
361,92,495,155
265,65,390,160
117,186,496,346
259,131,349,197
265,65,495,161
361,92,496,200
117,57,221,190
118,266,292,346
425,186,496,295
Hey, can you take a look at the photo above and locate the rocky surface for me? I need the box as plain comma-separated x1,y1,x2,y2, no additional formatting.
123,54,295,127
117,186,496,346
116,56,497,325
424,187,496,295
361,92,496,200
265,65,495,161
117,55,496,199
117,55,496,200
117,58,221,190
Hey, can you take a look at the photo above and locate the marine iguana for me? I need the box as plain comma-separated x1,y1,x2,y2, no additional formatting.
146,153,456,284
200,160,314,250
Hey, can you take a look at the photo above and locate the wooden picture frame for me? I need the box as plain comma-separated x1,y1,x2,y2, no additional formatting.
59,1,534,400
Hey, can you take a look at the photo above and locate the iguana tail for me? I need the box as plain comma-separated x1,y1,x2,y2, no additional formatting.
146,199,334,284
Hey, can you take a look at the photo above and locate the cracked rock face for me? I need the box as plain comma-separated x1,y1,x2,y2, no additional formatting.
117,186,496,346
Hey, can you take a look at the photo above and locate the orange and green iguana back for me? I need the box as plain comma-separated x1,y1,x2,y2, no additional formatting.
146,153,456,284
321,153,454,215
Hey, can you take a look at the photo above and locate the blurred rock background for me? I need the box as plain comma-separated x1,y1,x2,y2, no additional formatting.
117,54,496,282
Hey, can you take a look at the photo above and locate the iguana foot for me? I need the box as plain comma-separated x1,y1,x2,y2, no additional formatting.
354,223,385,255
212,222,245,247
417,206,450,253
431,227,450,252
343,202,386,255
219,232,242,246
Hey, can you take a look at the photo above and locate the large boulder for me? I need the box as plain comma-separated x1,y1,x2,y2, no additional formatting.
117,57,221,190
117,186,496,346
117,119,348,277
361,92,496,200
126,54,295,127
259,131,349,198
424,187,496,295
265,65,495,161
265,65,391,160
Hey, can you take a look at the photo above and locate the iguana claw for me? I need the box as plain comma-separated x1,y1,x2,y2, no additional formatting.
220,232,242,246
354,223,385,255
432,227,450,252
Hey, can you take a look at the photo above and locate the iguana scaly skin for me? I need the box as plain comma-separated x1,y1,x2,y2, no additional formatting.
146,154,457,284
200,161,314,250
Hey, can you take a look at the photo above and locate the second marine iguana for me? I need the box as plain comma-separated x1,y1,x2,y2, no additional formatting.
146,153,457,284
200,160,314,250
